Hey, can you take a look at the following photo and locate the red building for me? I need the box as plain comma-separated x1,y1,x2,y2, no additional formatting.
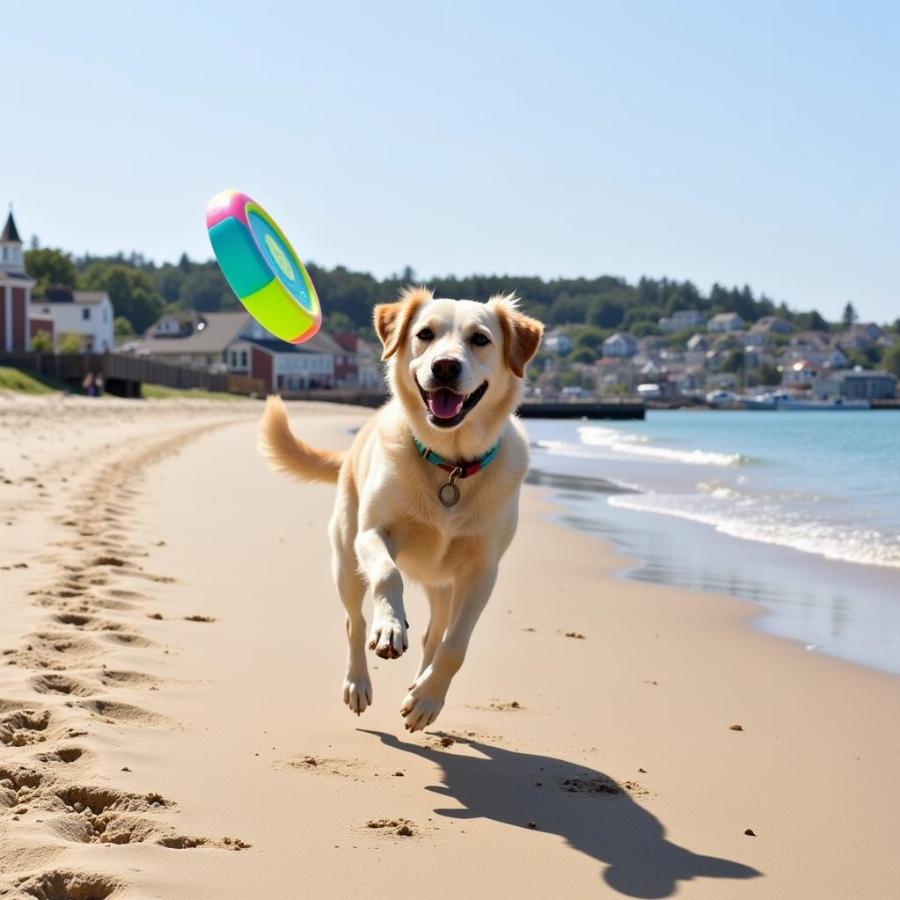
0,212,37,351
333,332,359,387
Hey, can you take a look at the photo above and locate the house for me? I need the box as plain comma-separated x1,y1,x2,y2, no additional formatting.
227,319,343,392
124,311,249,370
332,333,359,387
781,360,821,387
782,345,849,370
31,288,114,352
814,370,897,401
686,333,709,352
658,310,706,333
837,323,883,351
707,312,744,333
543,330,573,354
146,312,197,338
750,316,794,336
355,339,386,390
129,310,359,393
0,211,36,351
602,331,637,358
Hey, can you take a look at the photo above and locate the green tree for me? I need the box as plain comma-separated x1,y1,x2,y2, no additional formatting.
325,311,355,333
179,268,233,313
25,247,78,296
58,332,85,353
82,263,164,333
841,302,858,327
881,343,900,377
757,362,780,386
30,330,53,352
721,349,746,373
587,296,625,329
114,316,135,337
568,346,597,364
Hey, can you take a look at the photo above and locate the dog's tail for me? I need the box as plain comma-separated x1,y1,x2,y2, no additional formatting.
259,395,344,484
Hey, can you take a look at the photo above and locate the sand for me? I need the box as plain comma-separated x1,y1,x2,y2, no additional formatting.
1,395,898,899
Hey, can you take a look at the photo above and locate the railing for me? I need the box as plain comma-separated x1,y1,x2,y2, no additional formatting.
0,352,230,394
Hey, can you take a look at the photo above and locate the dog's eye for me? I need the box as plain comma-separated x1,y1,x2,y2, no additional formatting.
471,333,491,347
416,327,434,342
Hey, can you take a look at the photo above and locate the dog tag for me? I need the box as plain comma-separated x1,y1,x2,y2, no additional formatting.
438,467,463,507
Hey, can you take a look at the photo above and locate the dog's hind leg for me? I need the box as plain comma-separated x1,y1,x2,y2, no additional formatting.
416,584,451,680
333,543,372,715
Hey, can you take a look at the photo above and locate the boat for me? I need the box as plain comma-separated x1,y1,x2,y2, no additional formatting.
743,391,869,410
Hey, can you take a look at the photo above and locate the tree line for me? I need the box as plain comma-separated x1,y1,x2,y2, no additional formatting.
22,245,899,352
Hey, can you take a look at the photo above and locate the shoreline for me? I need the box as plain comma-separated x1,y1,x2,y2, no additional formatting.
2,398,899,898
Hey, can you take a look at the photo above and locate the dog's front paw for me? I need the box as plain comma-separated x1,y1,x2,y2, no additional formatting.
368,608,408,660
400,669,447,732
343,674,373,715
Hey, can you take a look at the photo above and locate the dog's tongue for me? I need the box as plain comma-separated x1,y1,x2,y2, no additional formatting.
429,388,465,419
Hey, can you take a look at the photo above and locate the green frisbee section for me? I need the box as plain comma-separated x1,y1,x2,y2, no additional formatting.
246,204,320,315
241,279,318,344
208,217,273,298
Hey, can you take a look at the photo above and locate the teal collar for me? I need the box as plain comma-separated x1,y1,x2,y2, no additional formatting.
412,436,501,507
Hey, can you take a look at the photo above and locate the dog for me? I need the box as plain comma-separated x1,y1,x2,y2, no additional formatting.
260,287,543,731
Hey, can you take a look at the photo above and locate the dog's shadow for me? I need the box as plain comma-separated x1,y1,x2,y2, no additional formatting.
360,729,760,899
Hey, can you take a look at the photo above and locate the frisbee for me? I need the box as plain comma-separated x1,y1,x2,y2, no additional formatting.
205,189,322,344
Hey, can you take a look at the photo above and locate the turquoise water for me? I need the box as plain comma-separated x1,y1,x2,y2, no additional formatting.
527,411,900,674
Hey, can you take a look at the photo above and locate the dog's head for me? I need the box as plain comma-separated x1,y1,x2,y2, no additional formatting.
374,288,543,445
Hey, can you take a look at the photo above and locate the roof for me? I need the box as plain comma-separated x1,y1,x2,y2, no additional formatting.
138,311,250,355
239,331,346,356
33,289,110,305
834,369,896,382
1,211,21,243
710,312,743,322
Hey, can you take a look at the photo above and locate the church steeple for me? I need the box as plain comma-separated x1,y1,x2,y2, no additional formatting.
1,211,21,243
0,209,25,273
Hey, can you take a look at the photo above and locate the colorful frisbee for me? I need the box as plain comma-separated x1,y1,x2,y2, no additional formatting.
206,189,322,344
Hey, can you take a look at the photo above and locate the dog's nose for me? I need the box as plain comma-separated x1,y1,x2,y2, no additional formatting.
431,357,462,383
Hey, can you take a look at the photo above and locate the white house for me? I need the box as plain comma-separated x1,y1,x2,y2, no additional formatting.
31,288,114,352
708,312,744,333
659,310,706,333
602,332,638,358
543,330,573,354
686,333,709,352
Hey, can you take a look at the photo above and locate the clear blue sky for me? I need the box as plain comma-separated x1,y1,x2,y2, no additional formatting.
2,1,898,322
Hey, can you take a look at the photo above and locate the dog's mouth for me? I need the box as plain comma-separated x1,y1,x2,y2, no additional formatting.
418,381,488,428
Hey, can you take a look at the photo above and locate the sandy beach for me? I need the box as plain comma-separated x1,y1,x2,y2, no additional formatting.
1,396,899,899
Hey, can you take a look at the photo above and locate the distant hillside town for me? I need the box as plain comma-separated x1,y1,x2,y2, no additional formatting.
2,207,898,402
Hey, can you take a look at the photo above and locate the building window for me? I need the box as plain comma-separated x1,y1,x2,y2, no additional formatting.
82,308,91,320
241,350,248,367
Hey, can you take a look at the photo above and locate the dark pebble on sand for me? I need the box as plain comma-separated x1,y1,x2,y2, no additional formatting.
729,724,744,731
744,828,756,836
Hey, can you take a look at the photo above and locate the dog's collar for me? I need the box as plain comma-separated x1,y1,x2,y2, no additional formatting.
413,436,501,507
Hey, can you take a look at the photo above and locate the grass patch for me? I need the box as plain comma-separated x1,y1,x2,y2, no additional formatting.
142,383,247,401
0,366,70,394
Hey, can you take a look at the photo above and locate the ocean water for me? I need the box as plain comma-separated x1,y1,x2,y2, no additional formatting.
526,411,900,675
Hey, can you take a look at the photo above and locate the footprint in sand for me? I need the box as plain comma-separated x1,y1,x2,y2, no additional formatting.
0,705,52,746
35,747,85,765
76,699,167,727
11,869,122,900
94,669,159,689
28,674,95,697
54,785,172,816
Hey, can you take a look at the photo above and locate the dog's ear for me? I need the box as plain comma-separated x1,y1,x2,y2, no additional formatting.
374,288,431,360
490,294,543,378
